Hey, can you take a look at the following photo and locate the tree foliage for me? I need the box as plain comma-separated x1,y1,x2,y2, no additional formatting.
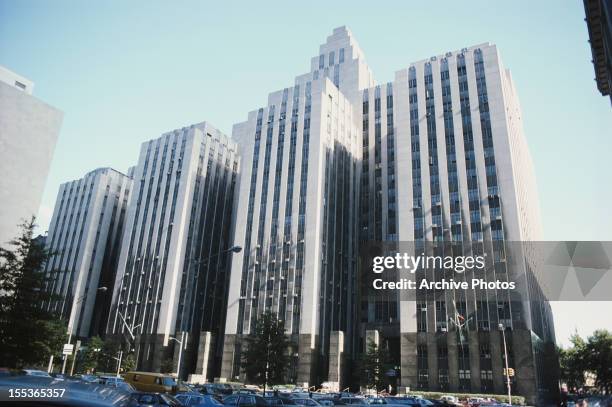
160,357,174,374
77,336,105,374
360,340,392,392
559,330,612,393
241,311,289,386
0,218,67,368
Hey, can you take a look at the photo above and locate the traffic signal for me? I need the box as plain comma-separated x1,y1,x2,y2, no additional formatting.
504,368,515,377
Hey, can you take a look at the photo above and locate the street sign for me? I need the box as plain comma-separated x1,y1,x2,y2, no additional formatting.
62,344,74,355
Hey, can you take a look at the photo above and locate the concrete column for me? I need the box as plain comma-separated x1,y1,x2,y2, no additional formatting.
195,331,215,382
490,330,505,394
447,333,459,391
220,334,236,381
328,331,345,390
400,333,417,392
513,330,537,406
468,330,481,391
152,334,165,372
297,334,317,388
426,334,439,389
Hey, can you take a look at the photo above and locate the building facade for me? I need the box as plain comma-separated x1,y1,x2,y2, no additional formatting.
43,167,132,338
222,28,557,405
0,65,63,246
584,0,612,103
389,45,557,405
107,122,238,381
222,27,374,386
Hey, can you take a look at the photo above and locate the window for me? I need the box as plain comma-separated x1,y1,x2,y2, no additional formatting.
14,81,26,90
339,48,345,63
417,302,427,332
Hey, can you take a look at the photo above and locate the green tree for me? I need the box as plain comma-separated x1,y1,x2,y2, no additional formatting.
160,357,174,374
121,353,136,373
98,338,121,373
0,218,67,368
241,311,289,388
360,340,392,393
559,333,587,390
559,330,612,393
78,336,105,374
583,330,612,393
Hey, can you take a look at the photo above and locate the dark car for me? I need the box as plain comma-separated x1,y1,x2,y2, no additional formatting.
176,392,224,406
0,375,132,406
382,398,421,407
224,394,269,407
340,398,368,406
266,396,298,405
128,392,182,406
315,398,347,406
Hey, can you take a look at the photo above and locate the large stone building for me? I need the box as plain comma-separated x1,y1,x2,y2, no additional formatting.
221,27,557,405
584,0,612,103
106,122,238,381
0,65,63,245
43,167,132,338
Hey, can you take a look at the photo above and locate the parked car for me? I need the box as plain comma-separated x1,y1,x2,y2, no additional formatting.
266,396,298,405
176,392,224,406
102,378,136,393
212,383,235,395
78,374,102,383
100,375,126,385
22,369,51,377
223,394,269,407
123,371,179,394
438,396,461,406
382,398,422,407
341,398,369,406
315,398,347,406
0,374,132,406
128,391,182,406
293,398,323,407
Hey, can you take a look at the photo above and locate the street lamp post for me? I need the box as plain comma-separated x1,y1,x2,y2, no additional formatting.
115,309,140,374
499,323,512,405
60,286,107,374
169,332,186,379
191,245,242,266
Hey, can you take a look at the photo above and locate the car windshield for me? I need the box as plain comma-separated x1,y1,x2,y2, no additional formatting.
160,393,182,406
207,395,223,405
163,377,177,386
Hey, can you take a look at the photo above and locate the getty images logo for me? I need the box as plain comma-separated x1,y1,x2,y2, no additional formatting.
372,253,486,274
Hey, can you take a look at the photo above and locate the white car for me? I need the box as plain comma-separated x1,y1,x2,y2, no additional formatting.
22,369,51,377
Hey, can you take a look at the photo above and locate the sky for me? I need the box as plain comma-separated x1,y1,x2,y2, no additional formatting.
1,0,610,347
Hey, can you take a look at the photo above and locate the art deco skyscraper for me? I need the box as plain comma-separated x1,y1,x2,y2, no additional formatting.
222,27,556,405
222,27,373,386
107,122,238,380
43,167,132,338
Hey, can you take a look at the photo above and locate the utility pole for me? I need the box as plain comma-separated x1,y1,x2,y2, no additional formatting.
116,350,123,377
499,323,512,405
169,332,186,380
60,287,107,374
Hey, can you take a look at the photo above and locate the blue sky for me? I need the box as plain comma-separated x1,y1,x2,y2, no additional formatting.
1,0,610,345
